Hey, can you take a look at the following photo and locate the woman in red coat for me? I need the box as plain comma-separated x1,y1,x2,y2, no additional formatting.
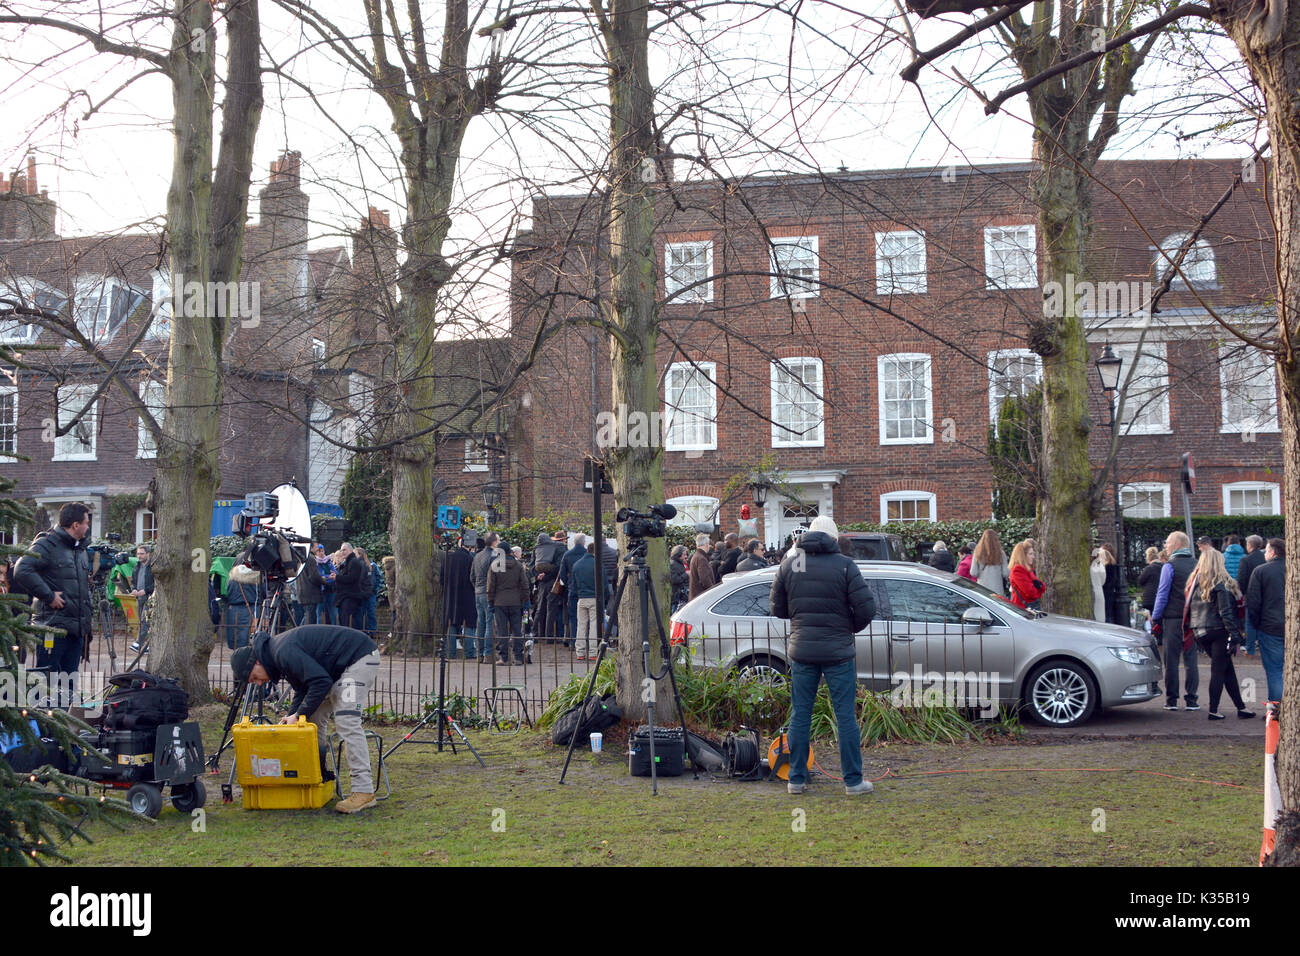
1008,539,1046,610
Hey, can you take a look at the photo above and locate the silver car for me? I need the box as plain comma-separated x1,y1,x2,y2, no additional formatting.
668,561,1161,727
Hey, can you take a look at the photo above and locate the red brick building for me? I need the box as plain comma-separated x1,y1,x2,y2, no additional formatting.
0,154,390,541
447,158,1281,543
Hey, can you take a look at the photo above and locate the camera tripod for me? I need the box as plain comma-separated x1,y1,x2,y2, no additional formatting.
558,536,695,793
381,635,486,766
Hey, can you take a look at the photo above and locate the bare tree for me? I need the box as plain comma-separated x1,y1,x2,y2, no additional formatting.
0,0,264,697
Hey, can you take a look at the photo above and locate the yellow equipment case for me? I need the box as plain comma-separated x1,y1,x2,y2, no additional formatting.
232,716,334,810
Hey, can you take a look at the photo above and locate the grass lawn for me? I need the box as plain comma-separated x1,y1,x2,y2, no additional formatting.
59,704,1266,866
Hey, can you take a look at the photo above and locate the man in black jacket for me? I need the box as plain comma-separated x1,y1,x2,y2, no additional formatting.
333,543,367,631
442,536,479,658
928,541,956,573
1236,535,1267,657
531,532,564,641
1245,537,1286,703
715,533,743,578
770,515,875,796
735,539,767,572
231,625,381,813
14,503,93,705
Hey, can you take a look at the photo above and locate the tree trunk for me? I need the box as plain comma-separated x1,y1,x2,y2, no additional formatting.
600,0,669,722
1219,5,1300,863
1025,100,1096,619
150,0,263,698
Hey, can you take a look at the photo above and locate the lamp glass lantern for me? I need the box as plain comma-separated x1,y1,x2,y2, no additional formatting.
481,480,503,510
1095,343,1123,394
748,480,770,509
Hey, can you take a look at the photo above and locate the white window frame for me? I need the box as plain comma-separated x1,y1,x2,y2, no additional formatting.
137,380,165,459
987,348,1042,424
983,225,1038,289
312,338,326,366
877,353,933,445
135,508,158,543
769,236,819,299
1155,233,1217,289
1218,345,1279,434
1222,481,1280,516
148,269,173,339
0,385,17,456
1119,482,1171,518
0,524,18,547
53,384,98,462
664,361,718,452
875,230,927,295
665,495,720,528
1113,342,1171,436
880,490,937,524
770,357,825,448
463,438,489,473
664,241,714,303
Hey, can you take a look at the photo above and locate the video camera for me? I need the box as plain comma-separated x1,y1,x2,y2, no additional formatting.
617,503,677,540
232,490,306,582
87,533,131,585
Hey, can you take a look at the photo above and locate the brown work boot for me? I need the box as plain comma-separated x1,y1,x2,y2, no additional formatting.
334,792,377,814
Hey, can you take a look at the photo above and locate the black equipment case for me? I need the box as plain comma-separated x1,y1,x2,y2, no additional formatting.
628,725,685,777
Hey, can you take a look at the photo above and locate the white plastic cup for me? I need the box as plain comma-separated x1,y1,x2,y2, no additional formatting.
590,732,603,753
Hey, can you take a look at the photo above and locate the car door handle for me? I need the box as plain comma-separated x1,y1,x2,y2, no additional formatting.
891,636,915,643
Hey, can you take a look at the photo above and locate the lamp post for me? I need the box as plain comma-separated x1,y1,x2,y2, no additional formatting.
481,480,502,525
1095,343,1128,625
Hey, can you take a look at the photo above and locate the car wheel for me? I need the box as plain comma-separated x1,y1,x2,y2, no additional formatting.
126,783,164,819
1023,660,1097,727
738,655,788,686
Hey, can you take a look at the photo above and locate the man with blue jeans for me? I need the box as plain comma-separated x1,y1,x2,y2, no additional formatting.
470,533,498,659
1152,531,1199,710
770,515,875,795
1245,537,1286,702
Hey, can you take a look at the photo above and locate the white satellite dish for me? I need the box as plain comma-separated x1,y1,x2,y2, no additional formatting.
262,482,312,561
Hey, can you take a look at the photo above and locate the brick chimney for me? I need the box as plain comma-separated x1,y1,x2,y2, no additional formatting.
256,149,309,303
0,155,58,240
350,206,398,292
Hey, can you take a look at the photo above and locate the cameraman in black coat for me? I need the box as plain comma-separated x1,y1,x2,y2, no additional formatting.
14,503,93,704
770,516,874,796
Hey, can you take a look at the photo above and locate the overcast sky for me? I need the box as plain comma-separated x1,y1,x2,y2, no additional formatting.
2,0,1258,299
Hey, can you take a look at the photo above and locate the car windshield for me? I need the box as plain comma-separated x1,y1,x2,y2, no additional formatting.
944,573,1038,619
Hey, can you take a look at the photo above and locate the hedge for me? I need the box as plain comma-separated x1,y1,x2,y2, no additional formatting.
839,517,1037,561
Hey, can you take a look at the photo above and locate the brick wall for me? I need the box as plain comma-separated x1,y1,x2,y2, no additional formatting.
474,160,1283,539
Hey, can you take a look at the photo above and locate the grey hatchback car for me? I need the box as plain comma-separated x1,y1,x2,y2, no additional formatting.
668,561,1161,727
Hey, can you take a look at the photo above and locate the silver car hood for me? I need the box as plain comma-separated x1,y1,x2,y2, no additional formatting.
1023,613,1149,647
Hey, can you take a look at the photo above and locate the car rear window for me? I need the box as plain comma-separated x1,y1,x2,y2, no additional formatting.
710,583,774,617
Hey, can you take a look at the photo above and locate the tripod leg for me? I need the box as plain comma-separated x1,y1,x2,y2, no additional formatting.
559,567,628,784
645,578,694,778
638,567,658,796
381,698,442,760
442,713,486,768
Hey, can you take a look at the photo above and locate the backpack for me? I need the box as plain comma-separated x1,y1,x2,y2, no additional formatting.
101,670,189,731
551,692,622,746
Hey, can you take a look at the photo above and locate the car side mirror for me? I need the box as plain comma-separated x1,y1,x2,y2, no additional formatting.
961,606,993,629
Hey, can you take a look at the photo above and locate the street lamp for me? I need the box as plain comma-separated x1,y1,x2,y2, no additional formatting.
1095,343,1128,625
481,480,502,524
747,480,770,509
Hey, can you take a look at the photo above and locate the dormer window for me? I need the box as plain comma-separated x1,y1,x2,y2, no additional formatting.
0,277,65,344
72,275,145,344
1155,233,1216,289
